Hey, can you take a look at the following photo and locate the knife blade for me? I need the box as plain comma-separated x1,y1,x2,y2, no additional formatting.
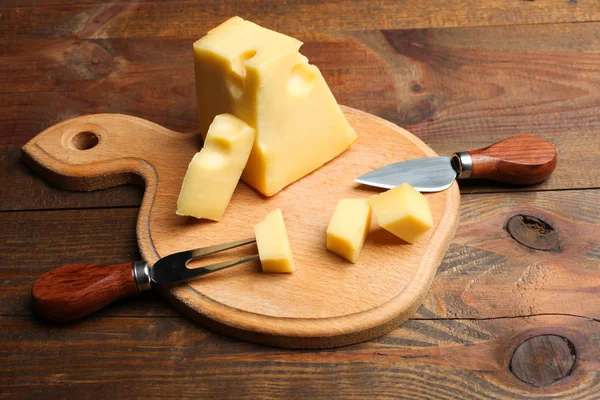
355,156,457,192
355,135,557,192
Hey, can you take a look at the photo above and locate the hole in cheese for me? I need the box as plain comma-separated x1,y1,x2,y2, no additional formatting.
226,50,257,99
288,62,317,96
231,49,257,78
200,136,232,169
176,114,255,221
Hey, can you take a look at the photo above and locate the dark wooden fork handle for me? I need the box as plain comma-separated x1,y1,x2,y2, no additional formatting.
32,262,140,323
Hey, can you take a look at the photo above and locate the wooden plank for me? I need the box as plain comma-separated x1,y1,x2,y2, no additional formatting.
0,38,194,94
418,189,600,320
2,23,600,193
2,0,599,40
2,189,598,322
0,91,197,147
352,22,600,191
0,34,394,211
0,146,142,211
0,36,394,137
0,207,175,317
1,314,598,399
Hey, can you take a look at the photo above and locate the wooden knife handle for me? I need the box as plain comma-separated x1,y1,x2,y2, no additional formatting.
455,135,557,185
32,262,141,322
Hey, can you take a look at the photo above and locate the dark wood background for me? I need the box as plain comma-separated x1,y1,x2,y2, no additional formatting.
1,1,599,399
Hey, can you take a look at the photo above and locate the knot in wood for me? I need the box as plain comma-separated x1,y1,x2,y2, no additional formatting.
506,214,560,251
510,335,576,387
82,42,114,77
402,97,436,125
410,82,423,93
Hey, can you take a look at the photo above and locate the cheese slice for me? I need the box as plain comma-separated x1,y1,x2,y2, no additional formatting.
326,199,371,263
193,16,357,196
176,114,255,221
369,183,433,244
254,209,295,273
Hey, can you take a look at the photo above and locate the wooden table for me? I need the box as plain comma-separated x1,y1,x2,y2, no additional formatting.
1,1,599,398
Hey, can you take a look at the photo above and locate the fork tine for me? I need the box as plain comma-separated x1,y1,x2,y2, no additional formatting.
172,254,260,284
150,237,258,285
189,237,256,259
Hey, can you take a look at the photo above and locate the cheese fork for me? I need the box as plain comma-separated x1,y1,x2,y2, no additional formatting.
32,238,258,323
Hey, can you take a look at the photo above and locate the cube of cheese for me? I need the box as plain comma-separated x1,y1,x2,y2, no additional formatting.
326,199,371,263
254,209,295,273
193,16,357,196
176,114,255,221
369,183,433,244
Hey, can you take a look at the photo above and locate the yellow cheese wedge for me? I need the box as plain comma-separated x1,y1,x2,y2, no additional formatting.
369,183,433,244
326,199,371,263
176,114,255,221
254,209,295,273
193,16,357,196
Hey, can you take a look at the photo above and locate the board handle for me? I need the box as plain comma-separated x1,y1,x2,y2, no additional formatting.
452,135,557,185
32,262,149,322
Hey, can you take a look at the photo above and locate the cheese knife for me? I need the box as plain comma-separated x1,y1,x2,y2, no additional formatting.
355,135,557,192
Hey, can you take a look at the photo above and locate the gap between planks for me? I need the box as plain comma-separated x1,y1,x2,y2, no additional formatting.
1,186,598,214
2,312,598,323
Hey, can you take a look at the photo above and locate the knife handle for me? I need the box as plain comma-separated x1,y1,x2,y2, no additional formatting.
32,261,149,323
453,135,557,185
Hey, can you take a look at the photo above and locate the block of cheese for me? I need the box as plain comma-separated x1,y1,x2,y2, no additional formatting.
254,209,295,273
369,183,433,244
176,114,255,221
326,199,371,263
193,16,357,196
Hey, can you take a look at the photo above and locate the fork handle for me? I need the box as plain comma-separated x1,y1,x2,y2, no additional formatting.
32,262,149,323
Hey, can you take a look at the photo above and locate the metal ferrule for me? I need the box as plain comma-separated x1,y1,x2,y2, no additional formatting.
133,261,152,292
451,151,473,179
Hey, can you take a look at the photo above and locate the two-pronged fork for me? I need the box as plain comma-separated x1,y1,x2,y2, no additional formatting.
32,238,258,323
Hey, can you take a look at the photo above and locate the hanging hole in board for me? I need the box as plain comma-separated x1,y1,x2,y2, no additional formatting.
71,131,100,150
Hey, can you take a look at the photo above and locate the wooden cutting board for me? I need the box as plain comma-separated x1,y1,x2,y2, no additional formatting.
22,106,460,348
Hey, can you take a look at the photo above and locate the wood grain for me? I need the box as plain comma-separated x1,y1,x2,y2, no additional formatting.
466,135,557,184
20,108,460,347
353,22,600,191
0,146,142,211
0,37,394,105
2,0,600,397
2,191,597,395
0,36,395,145
3,189,597,322
1,314,598,399
32,261,138,322
418,189,600,320
510,335,577,387
2,23,600,196
0,207,173,318
2,0,599,40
